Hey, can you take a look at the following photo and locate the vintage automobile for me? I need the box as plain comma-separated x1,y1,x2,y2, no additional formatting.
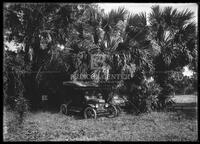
60,81,118,119
107,93,128,115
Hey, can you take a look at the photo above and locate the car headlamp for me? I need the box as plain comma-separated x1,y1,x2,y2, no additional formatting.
105,103,109,107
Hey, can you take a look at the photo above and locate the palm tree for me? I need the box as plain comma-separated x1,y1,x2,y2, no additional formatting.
149,5,196,67
78,6,159,111
68,6,128,81
149,5,197,107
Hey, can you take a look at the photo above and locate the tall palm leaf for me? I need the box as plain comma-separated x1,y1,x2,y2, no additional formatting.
149,5,196,66
102,7,128,47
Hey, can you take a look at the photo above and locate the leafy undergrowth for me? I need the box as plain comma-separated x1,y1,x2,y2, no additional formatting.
4,110,198,141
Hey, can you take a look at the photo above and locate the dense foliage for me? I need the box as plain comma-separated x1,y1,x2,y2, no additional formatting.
3,3,197,113
148,6,197,108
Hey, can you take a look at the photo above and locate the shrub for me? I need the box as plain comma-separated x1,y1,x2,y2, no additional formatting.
14,96,29,124
157,83,175,109
128,80,162,113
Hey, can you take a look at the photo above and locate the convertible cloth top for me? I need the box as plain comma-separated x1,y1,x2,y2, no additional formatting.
63,81,98,87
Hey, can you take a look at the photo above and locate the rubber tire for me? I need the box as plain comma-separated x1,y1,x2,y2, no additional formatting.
60,104,67,115
107,105,118,118
116,105,122,116
84,107,97,119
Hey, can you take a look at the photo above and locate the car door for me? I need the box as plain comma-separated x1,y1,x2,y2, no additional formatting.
69,92,85,112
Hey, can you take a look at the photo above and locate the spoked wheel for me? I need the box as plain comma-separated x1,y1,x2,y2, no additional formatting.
116,105,122,116
107,105,118,118
60,104,67,115
84,107,97,119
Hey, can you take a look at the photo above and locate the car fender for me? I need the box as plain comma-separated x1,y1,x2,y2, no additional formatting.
87,104,96,108
63,101,71,108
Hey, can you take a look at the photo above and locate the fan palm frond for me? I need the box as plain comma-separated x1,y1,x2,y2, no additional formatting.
149,5,163,25
108,7,128,25
102,7,128,32
175,9,194,27
127,12,147,28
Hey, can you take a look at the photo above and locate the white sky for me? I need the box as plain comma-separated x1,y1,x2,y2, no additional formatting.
4,41,22,52
183,66,194,77
98,3,198,23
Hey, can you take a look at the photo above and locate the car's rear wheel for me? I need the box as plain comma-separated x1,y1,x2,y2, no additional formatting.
107,105,118,118
60,104,67,115
84,107,97,119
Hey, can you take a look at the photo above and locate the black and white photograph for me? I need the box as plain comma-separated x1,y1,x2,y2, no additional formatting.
3,2,198,141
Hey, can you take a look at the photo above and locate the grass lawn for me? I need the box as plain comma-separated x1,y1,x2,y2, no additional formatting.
3,109,198,141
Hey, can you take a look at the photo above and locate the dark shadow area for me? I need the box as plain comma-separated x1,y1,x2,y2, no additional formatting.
177,109,197,119
168,102,197,120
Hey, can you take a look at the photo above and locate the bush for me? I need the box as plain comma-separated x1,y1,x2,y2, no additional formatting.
14,96,29,124
128,81,162,113
157,83,175,109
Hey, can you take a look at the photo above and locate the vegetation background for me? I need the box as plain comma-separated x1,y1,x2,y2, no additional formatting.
3,3,198,141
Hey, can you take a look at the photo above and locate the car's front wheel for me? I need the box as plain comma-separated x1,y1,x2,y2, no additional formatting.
84,107,97,119
60,104,67,115
107,105,118,118
116,105,122,116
